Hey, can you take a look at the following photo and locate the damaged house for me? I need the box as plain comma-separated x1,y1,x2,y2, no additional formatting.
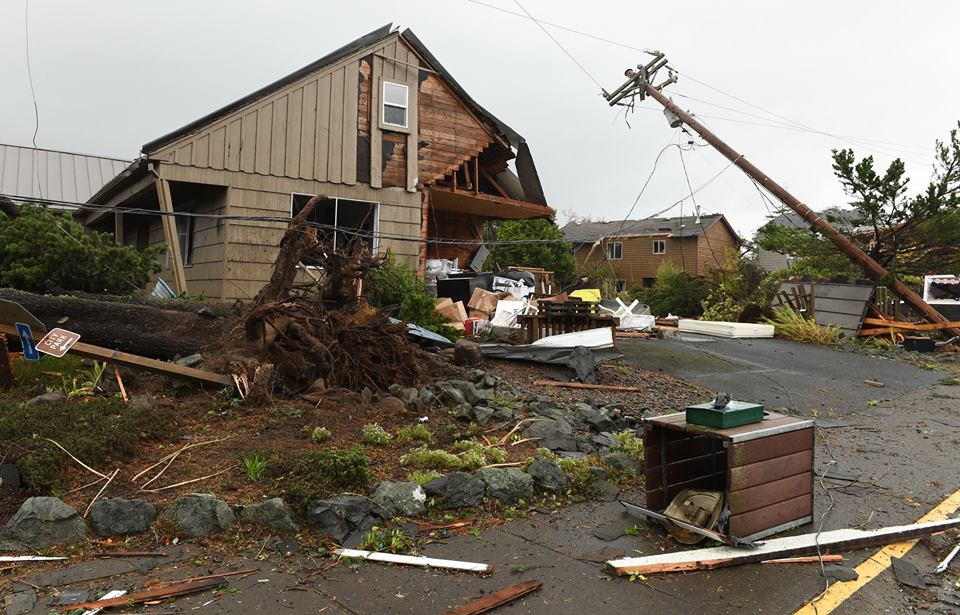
562,214,739,291
83,24,553,300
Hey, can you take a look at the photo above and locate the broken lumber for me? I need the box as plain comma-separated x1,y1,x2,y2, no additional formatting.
0,323,232,387
607,517,960,575
60,577,226,611
762,555,844,564
443,580,542,615
533,379,644,393
333,548,492,573
862,317,960,331
0,555,67,562
92,551,167,558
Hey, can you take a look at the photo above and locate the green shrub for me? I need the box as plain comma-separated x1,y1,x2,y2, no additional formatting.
0,397,176,491
283,445,371,512
701,252,788,322
0,204,164,295
484,218,576,282
359,526,413,553
400,446,463,471
611,430,644,458
360,423,392,446
366,252,461,339
763,306,841,345
396,424,434,445
625,263,707,317
311,426,331,443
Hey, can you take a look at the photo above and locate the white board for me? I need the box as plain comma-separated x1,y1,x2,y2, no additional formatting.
678,320,774,339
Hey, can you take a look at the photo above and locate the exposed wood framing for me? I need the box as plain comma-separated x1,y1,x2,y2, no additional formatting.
150,165,188,295
479,166,510,198
418,191,430,276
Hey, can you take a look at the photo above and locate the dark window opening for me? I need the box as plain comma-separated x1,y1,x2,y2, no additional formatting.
291,194,378,261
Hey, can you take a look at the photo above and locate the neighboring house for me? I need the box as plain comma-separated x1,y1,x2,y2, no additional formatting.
84,24,552,300
0,143,129,210
753,208,858,272
562,214,739,291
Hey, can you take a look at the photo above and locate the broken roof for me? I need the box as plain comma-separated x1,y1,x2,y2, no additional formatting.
142,24,526,154
561,213,737,243
0,143,129,206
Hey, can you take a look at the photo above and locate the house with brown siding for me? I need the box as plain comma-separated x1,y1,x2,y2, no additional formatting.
83,24,553,300
562,214,740,291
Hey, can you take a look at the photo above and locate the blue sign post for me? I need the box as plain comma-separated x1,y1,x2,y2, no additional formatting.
15,322,40,361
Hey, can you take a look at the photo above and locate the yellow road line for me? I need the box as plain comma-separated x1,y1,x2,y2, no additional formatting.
793,488,960,615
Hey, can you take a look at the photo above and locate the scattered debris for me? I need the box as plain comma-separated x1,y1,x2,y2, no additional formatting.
935,542,960,573
891,556,927,589
864,379,886,388
0,555,67,562
61,569,256,612
607,518,960,575
334,548,492,573
533,380,645,392
80,589,126,615
443,580,542,615
762,555,845,564
678,319,775,339
91,551,167,558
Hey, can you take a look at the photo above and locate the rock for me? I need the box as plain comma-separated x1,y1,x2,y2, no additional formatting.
424,472,485,509
593,432,619,451
306,496,378,547
476,467,534,504
472,406,495,425
824,564,859,582
401,387,420,410
0,463,21,488
468,369,486,383
523,418,573,440
0,497,86,548
435,382,467,406
174,353,204,367
491,406,515,421
592,479,620,502
378,396,405,414
387,383,403,395
23,391,66,406
579,406,615,432
576,436,596,453
3,589,36,615
526,401,568,422
240,498,299,533
482,375,501,389
371,481,427,518
128,394,158,411
451,402,475,421
526,456,569,491
88,498,157,537
160,494,236,537
603,452,643,475
447,379,487,405
361,387,373,405
453,339,483,366
891,557,925,589
539,437,580,452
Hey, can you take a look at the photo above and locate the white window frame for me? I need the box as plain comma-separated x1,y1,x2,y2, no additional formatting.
652,239,666,255
606,241,623,261
290,194,380,267
615,279,627,293
382,81,409,129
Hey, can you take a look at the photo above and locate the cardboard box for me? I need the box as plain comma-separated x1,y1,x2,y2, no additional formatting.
467,288,500,313
438,300,467,323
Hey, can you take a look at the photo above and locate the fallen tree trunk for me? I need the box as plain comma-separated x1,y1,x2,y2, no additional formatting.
0,288,237,360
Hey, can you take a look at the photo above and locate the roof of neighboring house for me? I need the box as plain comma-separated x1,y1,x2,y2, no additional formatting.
0,143,130,206
761,207,860,233
561,213,738,244
142,24,524,154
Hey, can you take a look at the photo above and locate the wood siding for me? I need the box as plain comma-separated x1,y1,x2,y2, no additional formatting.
574,219,739,287
417,73,495,186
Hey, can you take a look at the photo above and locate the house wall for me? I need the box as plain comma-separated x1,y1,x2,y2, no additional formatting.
695,220,739,276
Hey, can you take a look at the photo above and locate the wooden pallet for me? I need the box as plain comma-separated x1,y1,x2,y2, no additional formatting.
517,300,618,343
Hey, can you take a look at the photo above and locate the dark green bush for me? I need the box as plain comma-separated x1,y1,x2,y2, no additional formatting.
0,397,176,491
625,262,708,317
0,204,164,295
282,445,371,512
366,252,460,339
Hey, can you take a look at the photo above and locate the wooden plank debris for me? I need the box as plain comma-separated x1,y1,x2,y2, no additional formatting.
80,589,126,615
607,517,960,575
64,568,257,612
443,580,542,615
92,551,168,558
861,318,960,331
0,323,232,387
334,548,492,573
0,555,68,562
534,379,645,393
762,555,844,564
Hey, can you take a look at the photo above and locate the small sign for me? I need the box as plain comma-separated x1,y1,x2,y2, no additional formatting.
36,328,81,358
15,323,40,361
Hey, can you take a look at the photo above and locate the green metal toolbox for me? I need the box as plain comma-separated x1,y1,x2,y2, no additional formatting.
685,400,764,429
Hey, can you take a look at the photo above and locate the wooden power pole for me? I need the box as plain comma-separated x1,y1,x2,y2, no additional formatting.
603,56,959,336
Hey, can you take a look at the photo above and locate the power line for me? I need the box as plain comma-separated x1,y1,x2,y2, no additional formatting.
510,0,604,91
24,0,39,149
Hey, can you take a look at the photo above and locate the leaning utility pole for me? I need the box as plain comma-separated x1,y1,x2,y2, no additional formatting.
604,54,960,336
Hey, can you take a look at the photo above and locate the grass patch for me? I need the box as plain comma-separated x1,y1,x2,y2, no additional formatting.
406,470,441,485
282,445,371,513
360,423,392,446
11,355,86,392
359,526,414,553
242,452,270,482
763,306,840,345
400,446,463,471
0,396,176,492
940,376,960,386
611,430,644,457
396,424,434,445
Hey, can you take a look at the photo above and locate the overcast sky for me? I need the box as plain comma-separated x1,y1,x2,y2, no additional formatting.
1,0,957,238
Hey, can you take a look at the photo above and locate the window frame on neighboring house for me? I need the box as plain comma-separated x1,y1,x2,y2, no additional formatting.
382,81,409,129
652,239,666,255
290,194,380,264
615,279,627,293
605,241,623,261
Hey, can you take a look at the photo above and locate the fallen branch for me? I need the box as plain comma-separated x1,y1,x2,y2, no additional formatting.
416,520,472,532
148,568,259,588
132,436,230,484
84,468,119,517
113,365,128,403
139,464,238,493
494,418,536,445
443,580,542,615
334,548,492,573
59,576,231,612
533,379,644,393
480,462,524,469
42,438,107,480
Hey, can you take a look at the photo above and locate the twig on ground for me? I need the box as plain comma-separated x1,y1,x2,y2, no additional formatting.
139,464,238,493
510,437,540,447
132,436,231,485
42,438,107,479
114,366,128,403
495,418,536,445
480,462,524,469
84,468,119,517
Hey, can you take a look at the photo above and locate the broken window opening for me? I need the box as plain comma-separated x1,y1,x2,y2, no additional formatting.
291,194,379,265
653,239,666,254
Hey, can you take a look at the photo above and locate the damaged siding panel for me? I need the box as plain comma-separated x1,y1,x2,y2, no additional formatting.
382,132,407,188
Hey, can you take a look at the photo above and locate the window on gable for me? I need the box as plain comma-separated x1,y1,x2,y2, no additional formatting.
382,81,409,128
291,194,379,261
606,241,623,260
652,240,666,254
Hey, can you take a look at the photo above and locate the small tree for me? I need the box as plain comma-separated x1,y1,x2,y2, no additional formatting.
366,252,460,339
0,204,164,295
484,218,576,281
625,262,707,317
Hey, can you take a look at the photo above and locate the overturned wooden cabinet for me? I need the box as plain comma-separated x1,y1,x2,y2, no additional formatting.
643,411,814,542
